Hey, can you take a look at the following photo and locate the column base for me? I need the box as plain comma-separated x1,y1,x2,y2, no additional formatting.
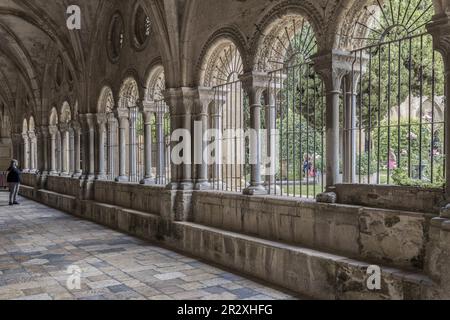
96,174,107,181
243,185,267,196
195,181,211,191
60,172,71,177
140,177,156,185
115,176,129,182
49,171,59,176
72,172,83,179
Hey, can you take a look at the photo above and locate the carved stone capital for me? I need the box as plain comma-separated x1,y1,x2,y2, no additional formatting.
163,87,197,115
239,71,270,105
427,13,450,69
312,50,358,92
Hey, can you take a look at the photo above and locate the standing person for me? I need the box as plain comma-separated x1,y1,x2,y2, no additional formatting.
6,159,21,206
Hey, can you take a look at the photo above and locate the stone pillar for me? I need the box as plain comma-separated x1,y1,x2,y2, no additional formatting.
140,102,155,185
22,133,30,172
313,50,353,190
343,70,363,183
129,106,138,183
72,122,82,177
36,126,49,175
80,114,96,179
115,109,129,182
68,128,75,176
49,126,58,175
164,88,195,190
264,90,277,192
428,13,450,198
96,114,107,180
106,113,116,180
194,87,214,190
240,72,270,195
211,91,226,188
59,124,70,176
28,131,37,172
11,133,22,167
155,105,167,184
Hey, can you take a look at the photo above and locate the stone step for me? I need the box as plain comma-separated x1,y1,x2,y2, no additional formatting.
172,221,436,300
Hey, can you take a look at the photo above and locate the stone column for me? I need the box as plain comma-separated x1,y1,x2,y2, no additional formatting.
264,90,277,192
49,126,58,175
155,105,167,184
211,91,226,188
428,13,450,198
36,126,49,175
59,124,70,176
194,88,214,190
140,102,155,185
28,131,37,172
96,114,107,180
313,50,353,190
164,88,195,190
68,128,75,176
107,113,116,180
22,133,30,172
129,106,138,183
343,67,364,183
72,122,82,177
11,133,22,167
240,72,270,195
80,114,96,179
115,109,129,182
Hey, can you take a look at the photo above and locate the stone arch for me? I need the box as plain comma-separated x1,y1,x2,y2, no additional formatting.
249,1,323,71
196,26,249,87
60,102,72,124
253,14,318,72
98,86,115,114
118,77,140,109
198,36,246,88
49,107,59,126
22,118,28,135
145,65,165,101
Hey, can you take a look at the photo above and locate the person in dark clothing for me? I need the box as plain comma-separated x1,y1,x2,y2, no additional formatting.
6,159,21,205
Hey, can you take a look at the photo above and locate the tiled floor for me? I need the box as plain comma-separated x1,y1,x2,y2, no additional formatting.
0,191,298,300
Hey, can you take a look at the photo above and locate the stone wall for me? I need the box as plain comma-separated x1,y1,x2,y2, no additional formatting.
335,184,446,214
18,174,450,299
192,191,431,270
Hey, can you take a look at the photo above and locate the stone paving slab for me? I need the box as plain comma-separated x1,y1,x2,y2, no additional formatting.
0,192,298,300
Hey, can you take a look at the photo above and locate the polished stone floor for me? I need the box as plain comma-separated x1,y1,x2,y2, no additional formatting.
0,191,297,300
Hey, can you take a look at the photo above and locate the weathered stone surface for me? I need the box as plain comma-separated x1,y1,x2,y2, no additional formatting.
316,192,337,204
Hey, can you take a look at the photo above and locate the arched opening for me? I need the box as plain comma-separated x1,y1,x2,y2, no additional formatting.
59,102,72,176
28,116,37,172
201,39,248,192
98,86,118,180
144,66,171,185
345,0,444,186
255,14,323,198
117,77,142,183
49,107,59,175
21,118,30,172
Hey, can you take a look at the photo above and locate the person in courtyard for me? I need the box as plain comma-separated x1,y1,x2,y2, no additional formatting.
388,149,398,171
6,159,21,206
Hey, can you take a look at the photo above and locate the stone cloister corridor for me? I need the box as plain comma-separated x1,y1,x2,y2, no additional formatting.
1,0,450,302
0,191,296,300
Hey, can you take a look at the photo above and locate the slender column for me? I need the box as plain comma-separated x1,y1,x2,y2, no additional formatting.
140,104,155,185
28,131,37,172
343,74,361,183
107,113,116,180
22,133,30,172
212,100,224,187
264,91,277,192
129,106,138,183
155,106,166,184
240,72,270,195
36,126,49,175
313,50,353,189
164,88,195,190
49,126,58,175
115,109,129,182
72,123,82,177
59,124,70,176
80,114,96,179
96,114,107,180
194,88,214,190
428,14,450,198
69,128,75,175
